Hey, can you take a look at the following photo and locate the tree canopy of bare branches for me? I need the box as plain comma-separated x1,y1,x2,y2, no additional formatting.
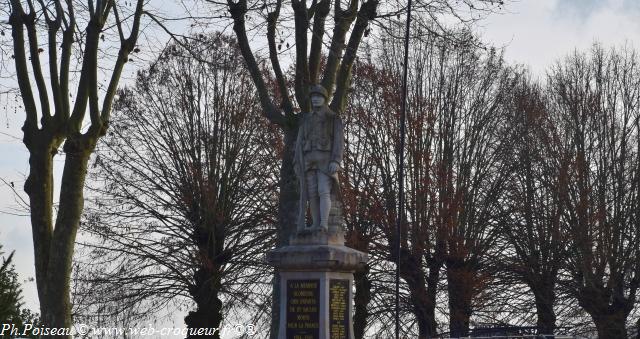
497,74,567,335
336,28,518,337
74,34,280,337
547,45,640,339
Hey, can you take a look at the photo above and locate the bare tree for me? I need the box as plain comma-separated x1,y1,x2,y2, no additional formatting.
547,44,640,339
427,45,513,338
3,0,145,335
340,49,403,337
362,35,445,338
74,34,279,337
338,29,517,338
498,74,567,335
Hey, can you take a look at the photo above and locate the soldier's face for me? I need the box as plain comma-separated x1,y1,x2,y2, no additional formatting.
311,94,325,107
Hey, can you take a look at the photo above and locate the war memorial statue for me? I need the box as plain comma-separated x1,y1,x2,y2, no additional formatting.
294,84,344,232
267,84,367,339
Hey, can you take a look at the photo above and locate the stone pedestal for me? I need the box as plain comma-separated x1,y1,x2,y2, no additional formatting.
267,228,367,339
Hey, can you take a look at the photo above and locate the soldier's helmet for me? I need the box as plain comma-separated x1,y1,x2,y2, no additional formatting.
309,84,328,99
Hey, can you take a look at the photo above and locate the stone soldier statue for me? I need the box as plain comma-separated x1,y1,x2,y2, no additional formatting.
294,84,344,232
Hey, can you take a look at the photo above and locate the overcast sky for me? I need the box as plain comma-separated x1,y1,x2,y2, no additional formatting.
480,0,640,76
1,0,640,335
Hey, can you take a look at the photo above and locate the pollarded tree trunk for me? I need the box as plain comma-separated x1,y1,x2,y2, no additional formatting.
23,149,56,308
345,224,372,339
446,261,474,338
27,137,94,337
185,223,224,338
425,259,442,337
578,287,632,339
185,265,223,339
576,284,635,339
401,254,439,339
353,264,371,339
24,148,67,332
406,276,437,339
592,313,628,339
532,285,556,335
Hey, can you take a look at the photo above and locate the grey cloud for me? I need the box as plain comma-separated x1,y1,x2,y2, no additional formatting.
622,0,640,12
552,0,640,22
552,0,606,21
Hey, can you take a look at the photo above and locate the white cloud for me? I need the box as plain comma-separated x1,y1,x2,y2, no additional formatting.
479,0,640,77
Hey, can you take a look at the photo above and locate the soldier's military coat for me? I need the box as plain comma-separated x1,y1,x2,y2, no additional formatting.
294,105,344,229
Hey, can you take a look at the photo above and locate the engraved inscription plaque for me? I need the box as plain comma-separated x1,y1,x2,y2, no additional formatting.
286,279,320,339
329,279,349,339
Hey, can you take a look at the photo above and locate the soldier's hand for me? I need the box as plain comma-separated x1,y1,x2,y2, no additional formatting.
329,161,340,175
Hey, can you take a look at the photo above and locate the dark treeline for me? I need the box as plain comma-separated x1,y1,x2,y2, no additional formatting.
72,31,640,339
339,34,640,338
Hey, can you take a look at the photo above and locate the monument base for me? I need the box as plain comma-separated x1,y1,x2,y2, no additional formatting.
267,229,367,339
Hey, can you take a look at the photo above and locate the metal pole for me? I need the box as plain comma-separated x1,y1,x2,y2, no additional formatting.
396,0,412,338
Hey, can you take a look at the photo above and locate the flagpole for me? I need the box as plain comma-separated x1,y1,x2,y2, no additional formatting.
396,0,412,337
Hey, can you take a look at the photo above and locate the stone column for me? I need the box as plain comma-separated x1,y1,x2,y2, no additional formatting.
267,227,367,339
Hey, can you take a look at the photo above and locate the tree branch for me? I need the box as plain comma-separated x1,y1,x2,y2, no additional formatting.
321,0,358,96
266,0,294,116
9,0,38,134
228,0,285,126
331,0,378,113
112,1,126,42
68,7,95,135
59,0,75,121
292,0,310,112
101,0,114,25
24,3,52,124
98,0,145,136
87,18,101,130
38,0,63,120
308,0,330,84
